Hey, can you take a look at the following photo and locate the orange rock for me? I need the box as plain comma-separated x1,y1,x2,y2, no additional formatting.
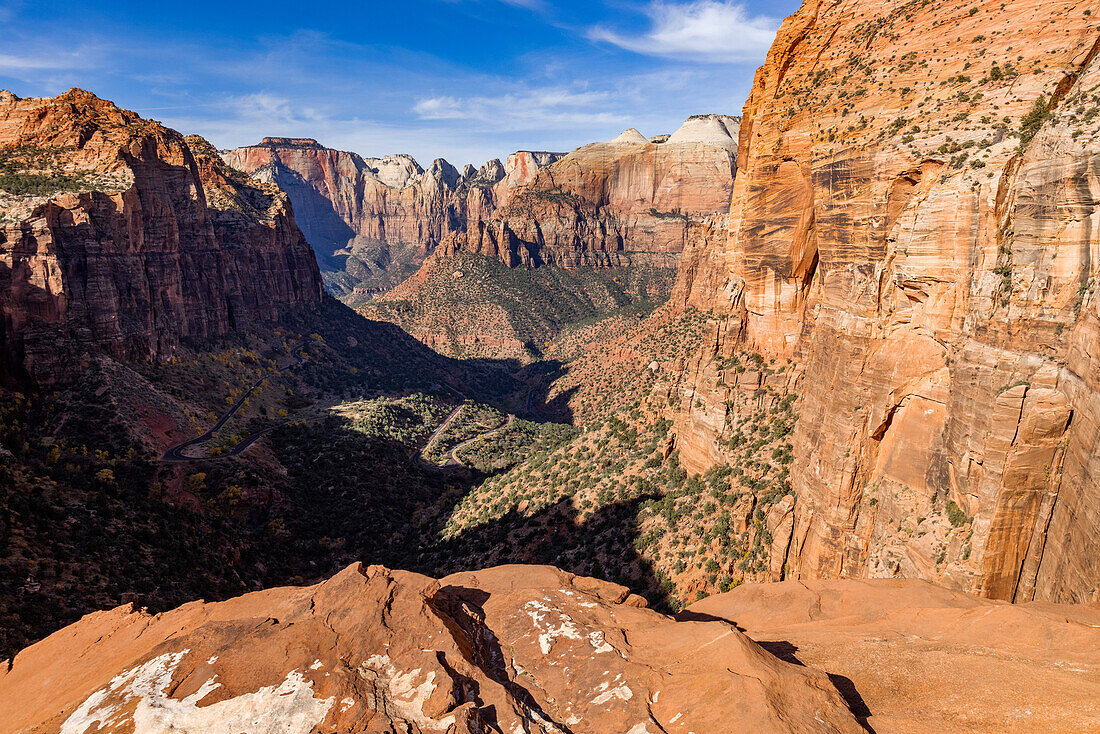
444,115,740,269
221,138,563,292
689,578,1100,733
0,564,863,733
668,0,1100,604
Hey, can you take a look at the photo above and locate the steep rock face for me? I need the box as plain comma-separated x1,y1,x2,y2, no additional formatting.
442,115,740,269
0,564,863,733
669,0,1100,603
689,578,1100,733
0,90,322,386
221,139,563,295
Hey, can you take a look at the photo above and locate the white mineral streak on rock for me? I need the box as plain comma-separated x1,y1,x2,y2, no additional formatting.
360,654,455,730
61,649,335,734
524,599,582,654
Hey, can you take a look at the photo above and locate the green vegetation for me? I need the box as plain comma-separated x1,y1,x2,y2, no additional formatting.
946,500,972,528
457,419,579,472
995,380,1029,396
1018,96,1051,147
0,170,95,196
0,145,129,197
361,250,677,362
647,207,689,221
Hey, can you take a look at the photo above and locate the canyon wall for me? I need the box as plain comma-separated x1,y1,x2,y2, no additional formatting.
357,116,740,360
441,115,740,269
0,89,323,386
223,115,738,300
668,0,1100,603
221,138,562,295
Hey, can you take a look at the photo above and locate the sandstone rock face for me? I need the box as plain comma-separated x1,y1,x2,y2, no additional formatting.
221,139,563,295
0,90,322,386
668,0,1100,603
0,563,864,733
689,578,1100,733
441,115,740,270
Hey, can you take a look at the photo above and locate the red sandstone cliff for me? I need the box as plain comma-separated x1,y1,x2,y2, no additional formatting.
221,138,562,294
355,117,740,360
0,90,323,386
665,0,1100,604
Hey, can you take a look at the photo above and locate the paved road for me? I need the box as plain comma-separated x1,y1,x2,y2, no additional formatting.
418,402,467,463
446,414,514,467
160,343,307,462
417,398,514,471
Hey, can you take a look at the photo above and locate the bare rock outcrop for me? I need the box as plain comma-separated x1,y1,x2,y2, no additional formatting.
0,90,322,386
689,578,1100,733
664,0,1100,604
0,564,864,733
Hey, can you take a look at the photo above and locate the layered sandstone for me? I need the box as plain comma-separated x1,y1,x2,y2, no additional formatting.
667,0,1100,603
0,563,864,733
221,139,563,295
441,115,740,269
689,578,1100,733
0,90,322,386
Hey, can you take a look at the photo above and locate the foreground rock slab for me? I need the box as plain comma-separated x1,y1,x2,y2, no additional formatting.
688,578,1100,733
0,564,862,733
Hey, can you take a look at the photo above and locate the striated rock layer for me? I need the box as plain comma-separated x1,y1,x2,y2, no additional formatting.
356,117,738,359
441,115,740,270
0,563,864,734
221,138,563,295
667,0,1100,603
223,116,738,300
0,90,323,386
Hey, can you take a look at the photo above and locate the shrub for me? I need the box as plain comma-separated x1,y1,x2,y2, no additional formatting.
946,500,971,527
1019,96,1051,146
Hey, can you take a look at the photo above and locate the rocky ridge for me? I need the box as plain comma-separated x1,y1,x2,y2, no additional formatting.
355,116,738,359
5,564,1096,733
0,89,322,386
660,0,1100,604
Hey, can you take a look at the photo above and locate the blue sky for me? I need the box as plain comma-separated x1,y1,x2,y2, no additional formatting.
0,0,800,166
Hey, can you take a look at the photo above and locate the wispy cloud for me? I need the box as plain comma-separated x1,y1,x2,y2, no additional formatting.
414,86,622,128
0,53,73,71
0,0,782,165
497,0,547,9
588,1,780,63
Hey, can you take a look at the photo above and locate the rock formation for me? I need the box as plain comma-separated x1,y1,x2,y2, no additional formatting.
223,116,739,302
688,578,1100,733
0,563,864,733
221,138,563,295
664,0,1100,604
356,116,739,359
0,90,322,386
440,115,740,270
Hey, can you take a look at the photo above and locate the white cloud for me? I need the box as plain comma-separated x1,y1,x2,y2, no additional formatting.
0,53,71,70
588,1,781,63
